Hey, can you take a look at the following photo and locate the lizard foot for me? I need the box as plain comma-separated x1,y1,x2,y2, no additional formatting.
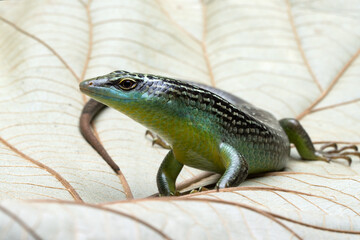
159,191,180,197
315,143,360,166
190,186,209,194
145,130,171,149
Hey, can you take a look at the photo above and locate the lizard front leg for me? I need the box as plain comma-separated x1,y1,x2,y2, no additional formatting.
156,150,183,196
216,143,249,189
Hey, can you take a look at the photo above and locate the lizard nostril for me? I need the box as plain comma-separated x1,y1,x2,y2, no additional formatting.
89,82,93,86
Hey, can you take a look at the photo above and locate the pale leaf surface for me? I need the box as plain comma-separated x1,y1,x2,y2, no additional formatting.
0,0,359,239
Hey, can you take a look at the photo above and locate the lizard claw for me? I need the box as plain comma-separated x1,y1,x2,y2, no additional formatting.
316,143,359,166
145,130,171,149
319,142,338,151
326,145,358,154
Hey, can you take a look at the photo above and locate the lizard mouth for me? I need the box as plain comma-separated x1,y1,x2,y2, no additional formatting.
79,82,136,102
79,85,105,98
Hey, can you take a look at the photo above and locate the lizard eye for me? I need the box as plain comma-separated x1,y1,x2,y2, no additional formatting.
118,78,137,90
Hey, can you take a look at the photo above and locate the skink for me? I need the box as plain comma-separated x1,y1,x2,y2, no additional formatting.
79,70,359,196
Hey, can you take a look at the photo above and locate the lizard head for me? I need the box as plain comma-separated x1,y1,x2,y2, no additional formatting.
79,70,146,103
79,70,178,119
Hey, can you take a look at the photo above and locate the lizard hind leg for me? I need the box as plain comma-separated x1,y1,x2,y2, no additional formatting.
279,118,360,165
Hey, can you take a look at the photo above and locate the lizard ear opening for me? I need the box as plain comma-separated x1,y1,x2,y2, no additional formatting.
118,78,137,91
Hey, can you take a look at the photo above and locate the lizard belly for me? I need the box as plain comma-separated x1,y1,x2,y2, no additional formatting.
170,127,225,173
173,147,225,173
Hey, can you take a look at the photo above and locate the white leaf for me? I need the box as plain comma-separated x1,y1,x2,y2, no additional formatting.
0,0,359,238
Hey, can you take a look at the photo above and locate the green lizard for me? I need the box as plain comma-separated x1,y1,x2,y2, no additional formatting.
79,70,359,196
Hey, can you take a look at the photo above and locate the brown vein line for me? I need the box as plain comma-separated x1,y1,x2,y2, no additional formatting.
1,75,77,91
89,63,158,75
257,171,360,184
207,29,293,46
78,0,93,91
307,119,360,142
297,195,326,214
33,200,170,239
49,1,82,9
209,43,298,57
273,191,301,211
0,137,82,202
182,186,360,216
216,70,310,82
238,207,256,239
212,57,303,70
297,49,360,120
172,198,302,239
80,0,130,197
201,193,222,201
201,0,216,87
3,87,84,105
0,181,68,191
0,16,79,81
31,20,89,35
0,122,78,132
169,202,204,227
1,190,63,201
176,172,216,191
285,0,322,92
90,2,156,15
7,52,55,73
0,190,18,200
314,141,360,145
0,204,42,240
269,211,360,234
22,192,66,201
6,132,82,142
207,4,283,21
174,198,360,235
2,173,49,177
206,202,232,239
76,180,124,194
0,165,40,169
154,0,201,44
9,53,82,76
77,2,134,198
93,18,201,54
92,37,207,74
258,83,314,102
302,35,352,57
208,18,289,34
2,100,81,112
3,132,103,143
298,23,358,46
50,164,99,172
256,88,297,113
0,122,77,133
91,53,187,74
232,192,266,207
310,98,360,114
284,175,360,202
27,10,88,24
94,126,140,135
